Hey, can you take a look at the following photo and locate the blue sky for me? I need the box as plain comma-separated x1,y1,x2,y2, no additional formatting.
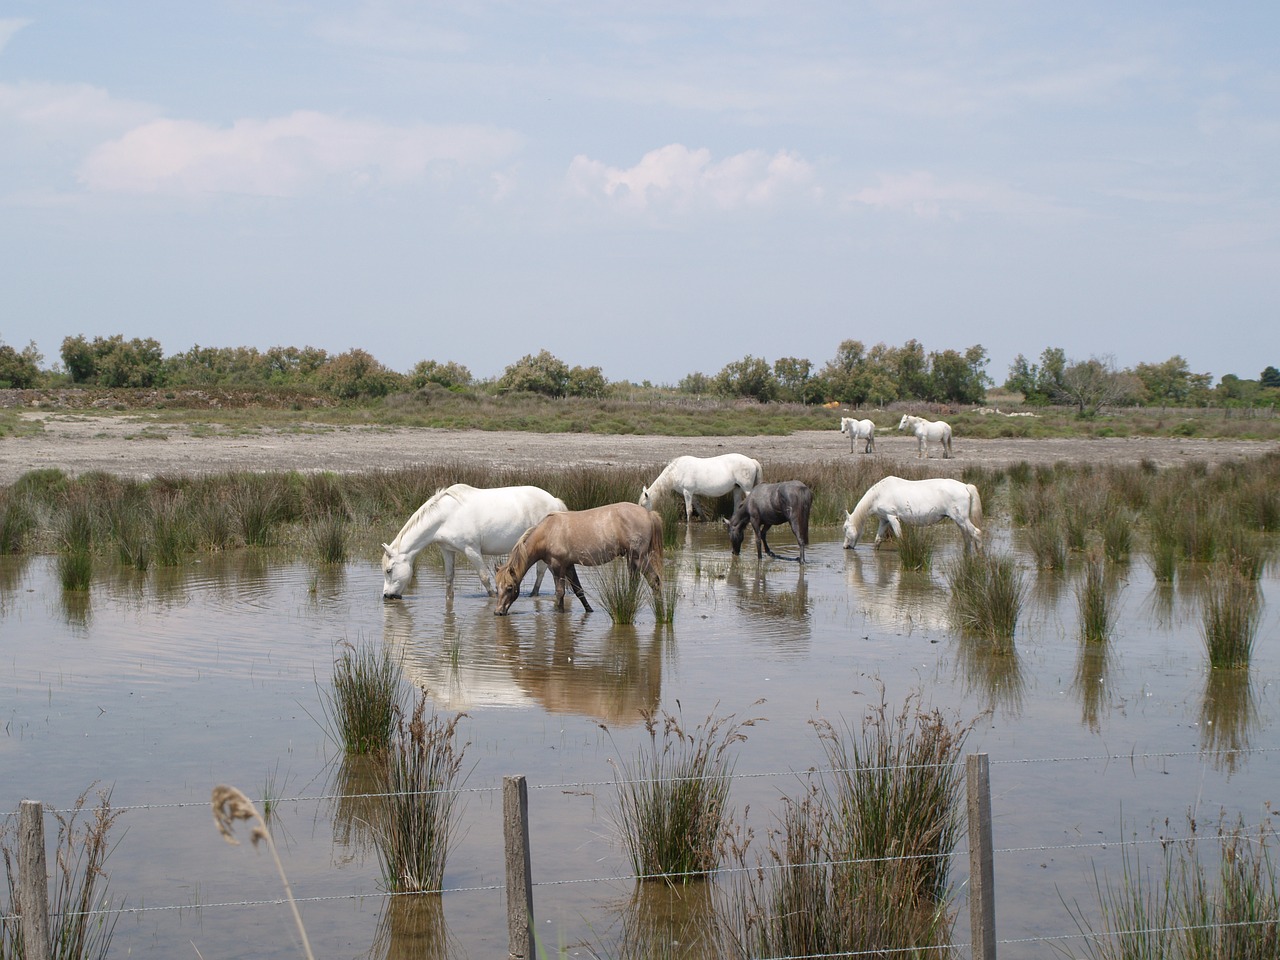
2,2,1277,387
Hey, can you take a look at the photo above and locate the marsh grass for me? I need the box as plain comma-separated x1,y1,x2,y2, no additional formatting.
1076,552,1121,644
946,552,1026,646
652,569,678,626
231,474,293,546
1024,516,1068,570
1,785,123,960
212,784,315,960
1100,506,1135,563
720,692,969,959
1069,816,1280,960
1201,561,1262,669
372,694,469,894
594,561,645,625
607,704,759,883
895,523,935,572
309,512,349,565
0,493,33,553
322,638,403,755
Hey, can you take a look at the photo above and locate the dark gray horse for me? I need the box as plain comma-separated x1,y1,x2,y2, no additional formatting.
726,480,813,563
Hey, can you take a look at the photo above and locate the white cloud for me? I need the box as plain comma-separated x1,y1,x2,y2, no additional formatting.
848,170,1069,220
77,111,523,197
0,17,30,53
0,80,159,135
566,144,817,214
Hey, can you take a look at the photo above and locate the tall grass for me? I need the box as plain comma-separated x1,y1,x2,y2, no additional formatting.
0,493,33,554
720,693,970,959
1200,561,1262,669
946,552,1026,646
594,561,646,625
1068,815,1279,960
1,786,123,960
608,704,758,883
56,493,97,591
1076,552,1120,644
895,523,935,572
372,694,469,894
321,638,403,755
309,512,349,565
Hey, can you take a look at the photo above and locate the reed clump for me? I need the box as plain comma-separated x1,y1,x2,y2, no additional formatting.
594,561,646,625
895,523,935,572
321,638,403,755
1076,551,1121,644
1069,814,1279,960
1,786,123,960
720,693,970,959
309,512,349,565
946,551,1026,646
608,704,760,883
1201,561,1262,669
372,694,469,894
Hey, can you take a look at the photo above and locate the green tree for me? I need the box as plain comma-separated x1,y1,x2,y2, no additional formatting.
773,356,815,403
265,345,330,384
163,344,270,386
817,339,870,406
712,355,778,402
891,339,930,401
1260,366,1280,389
677,371,712,394
59,334,164,387
312,349,402,399
409,360,473,390
0,340,43,388
928,345,990,404
1056,355,1137,416
566,364,607,398
1133,355,1201,409
499,350,571,396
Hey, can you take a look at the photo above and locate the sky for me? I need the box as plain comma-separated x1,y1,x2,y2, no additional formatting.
2,2,1278,388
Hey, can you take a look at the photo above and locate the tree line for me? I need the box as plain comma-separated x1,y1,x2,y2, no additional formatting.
0,333,1277,413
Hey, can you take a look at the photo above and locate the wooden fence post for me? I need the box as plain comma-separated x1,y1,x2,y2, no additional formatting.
967,753,996,960
18,799,52,960
504,776,535,960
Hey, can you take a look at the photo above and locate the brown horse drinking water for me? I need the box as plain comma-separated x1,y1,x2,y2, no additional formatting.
494,502,664,615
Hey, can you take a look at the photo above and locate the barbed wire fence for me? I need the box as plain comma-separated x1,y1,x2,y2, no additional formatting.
4,747,1278,960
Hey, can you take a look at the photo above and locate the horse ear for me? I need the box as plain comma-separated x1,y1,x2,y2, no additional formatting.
382,543,393,557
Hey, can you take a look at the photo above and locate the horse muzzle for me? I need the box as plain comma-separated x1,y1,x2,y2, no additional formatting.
383,593,403,601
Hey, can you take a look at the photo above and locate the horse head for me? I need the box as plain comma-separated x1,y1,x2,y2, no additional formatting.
382,542,411,600
638,485,654,510
493,560,520,616
841,510,861,549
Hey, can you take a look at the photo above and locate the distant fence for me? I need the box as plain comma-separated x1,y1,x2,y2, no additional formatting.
5,749,1277,960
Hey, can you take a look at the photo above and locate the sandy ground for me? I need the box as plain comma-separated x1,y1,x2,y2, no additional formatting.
1,411,1275,486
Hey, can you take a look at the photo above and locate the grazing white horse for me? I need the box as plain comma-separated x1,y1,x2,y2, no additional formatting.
843,476,983,551
382,484,567,599
639,453,764,522
839,416,876,454
898,414,953,459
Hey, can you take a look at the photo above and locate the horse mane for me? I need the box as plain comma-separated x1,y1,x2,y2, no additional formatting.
389,484,470,551
848,479,881,532
502,524,538,583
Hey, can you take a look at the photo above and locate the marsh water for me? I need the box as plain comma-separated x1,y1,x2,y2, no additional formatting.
2,526,1276,959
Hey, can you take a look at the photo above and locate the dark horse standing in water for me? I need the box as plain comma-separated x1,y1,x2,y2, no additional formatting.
726,480,813,563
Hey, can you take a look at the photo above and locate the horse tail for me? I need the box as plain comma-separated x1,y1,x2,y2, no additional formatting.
751,458,765,489
798,486,813,545
966,484,983,526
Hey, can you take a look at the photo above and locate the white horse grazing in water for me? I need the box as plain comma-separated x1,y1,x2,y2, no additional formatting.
382,484,567,599
639,453,764,522
898,414,953,459
843,476,983,552
839,417,876,454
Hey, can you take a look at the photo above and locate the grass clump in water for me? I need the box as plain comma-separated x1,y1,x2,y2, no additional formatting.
1076,551,1121,644
372,693,469,894
608,703,759,883
322,638,402,755
720,692,970,959
1201,561,1262,670
946,551,1026,647
895,523,935,572
2,785,123,960
594,560,646,625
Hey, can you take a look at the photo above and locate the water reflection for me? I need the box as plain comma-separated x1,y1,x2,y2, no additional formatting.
1199,669,1260,776
58,586,92,628
329,753,381,864
844,550,951,635
1073,644,1114,734
382,602,663,725
371,892,461,960
611,879,719,960
953,633,1025,716
724,559,810,622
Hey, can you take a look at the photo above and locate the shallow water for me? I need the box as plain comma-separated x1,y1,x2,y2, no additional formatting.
1,527,1276,959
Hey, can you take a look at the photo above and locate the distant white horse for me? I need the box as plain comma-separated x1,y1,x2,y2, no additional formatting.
639,453,764,522
382,484,567,599
898,414,953,459
839,417,876,454
843,476,983,551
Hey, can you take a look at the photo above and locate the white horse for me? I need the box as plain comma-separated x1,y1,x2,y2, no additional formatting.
898,414,953,459
639,453,764,522
843,476,983,551
382,484,567,599
839,416,876,454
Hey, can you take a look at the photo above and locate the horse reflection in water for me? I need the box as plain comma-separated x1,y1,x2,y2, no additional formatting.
724,559,811,627
381,602,662,725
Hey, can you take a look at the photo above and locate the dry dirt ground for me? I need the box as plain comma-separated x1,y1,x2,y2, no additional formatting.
2,411,1276,486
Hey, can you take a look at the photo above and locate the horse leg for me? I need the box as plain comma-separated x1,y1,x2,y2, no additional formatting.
460,545,495,596
529,560,548,596
442,549,458,597
790,517,807,563
564,564,593,613
874,518,891,546
753,520,769,560
683,491,696,523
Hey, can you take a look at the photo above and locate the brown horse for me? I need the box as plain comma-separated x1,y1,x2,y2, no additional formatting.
494,502,664,615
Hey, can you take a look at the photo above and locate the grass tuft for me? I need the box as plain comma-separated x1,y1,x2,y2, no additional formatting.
321,638,402,755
